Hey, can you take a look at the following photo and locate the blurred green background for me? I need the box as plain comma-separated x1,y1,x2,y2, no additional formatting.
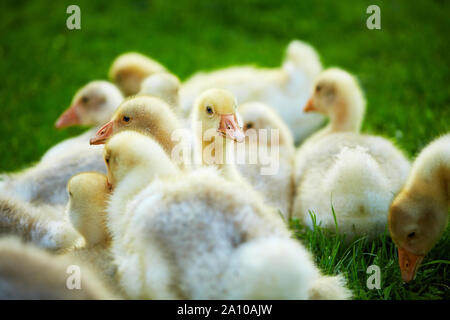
0,0,448,300
0,0,448,171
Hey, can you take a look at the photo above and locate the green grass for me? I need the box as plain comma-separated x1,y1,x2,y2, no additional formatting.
0,0,448,299
291,213,450,300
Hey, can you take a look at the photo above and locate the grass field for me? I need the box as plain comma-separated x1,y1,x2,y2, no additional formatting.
0,0,448,299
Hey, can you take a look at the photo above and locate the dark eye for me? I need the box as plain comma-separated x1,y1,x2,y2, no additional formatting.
81,96,89,104
315,85,322,92
68,191,73,197
206,106,213,115
407,232,416,239
246,122,254,129
105,157,110,164
123,116,130,122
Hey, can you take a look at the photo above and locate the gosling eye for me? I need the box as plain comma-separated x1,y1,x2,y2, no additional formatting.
246,122,254,129
68,191,73,197
407,232,416,239
105,158,110,164
206,106,214,115
123,116,130,122
81,96,89,104
315,85,322,93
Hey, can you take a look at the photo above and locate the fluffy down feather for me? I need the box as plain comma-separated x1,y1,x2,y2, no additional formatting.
0,237,115,299
293,132,410,239
112,166,350,299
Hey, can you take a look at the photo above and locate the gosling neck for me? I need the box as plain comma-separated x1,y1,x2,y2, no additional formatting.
328,97,364,134
69,206,108,247
200,134,241,182
111,168,152,208
406,148,450,208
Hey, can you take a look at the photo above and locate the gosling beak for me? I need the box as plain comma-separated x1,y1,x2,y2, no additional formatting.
90,121,115,145
218,114,245,142
398,247,424,282
303,98,317,113
55,103,81,128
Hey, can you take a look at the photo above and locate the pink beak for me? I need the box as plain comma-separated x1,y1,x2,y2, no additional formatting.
398,247,424,282
218,114,245,142
55,103,81,128
303,98,317,113
90,121,115,145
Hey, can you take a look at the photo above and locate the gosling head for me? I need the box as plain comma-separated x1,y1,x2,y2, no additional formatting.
103,131,176,189
303,68,365,132
239,102,293,147
67,172,111,246
89,95,179,152
194,88,245,142
55,81,123,129
388,192,448,282
109,52,166,96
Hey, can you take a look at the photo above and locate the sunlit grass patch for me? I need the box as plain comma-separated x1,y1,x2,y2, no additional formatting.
290,213,450,299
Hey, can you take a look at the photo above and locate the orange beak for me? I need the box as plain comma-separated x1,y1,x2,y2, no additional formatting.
90,120,115,145
55,103,81,128
218,114,245,142
398,247,424,282
303,98,317,113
